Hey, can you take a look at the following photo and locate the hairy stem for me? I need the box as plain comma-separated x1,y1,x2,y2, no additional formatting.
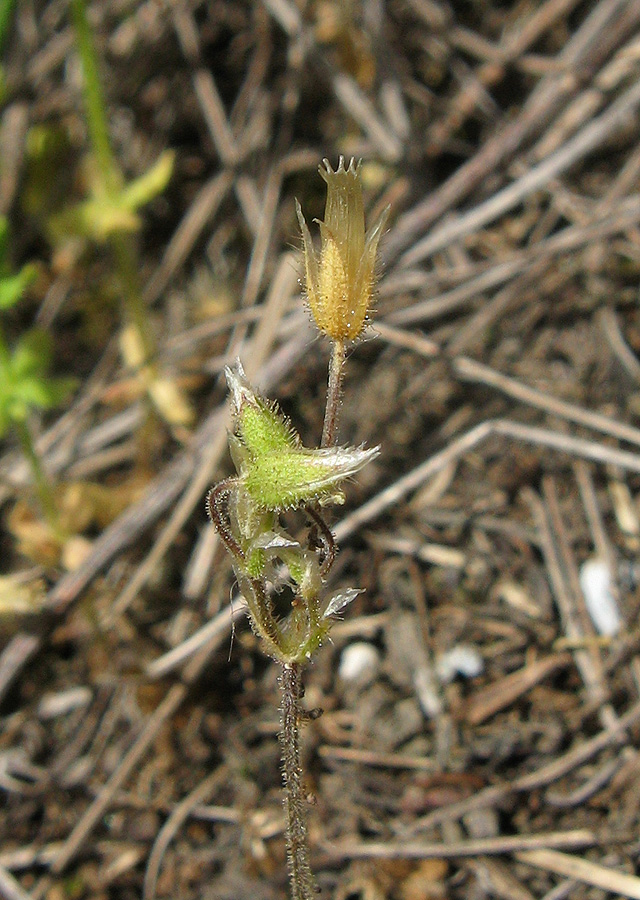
321,339,345,448
280,662,317,900
281,339,348,897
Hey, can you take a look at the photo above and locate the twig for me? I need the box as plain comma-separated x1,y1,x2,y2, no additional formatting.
0,864,34,900
385,0,640,260
334,418,640,545
401,75,640,266
426,0,582,155
464,653,572,725
143,172,234,307
324,829,596,861
146,603,245,680
50,684,187,874
517,848,640,899
143,768,225,900
408,698,640,834
453,355,640,447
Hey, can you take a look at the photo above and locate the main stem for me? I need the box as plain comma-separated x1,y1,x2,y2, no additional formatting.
280,662,316,900
281,338,346,899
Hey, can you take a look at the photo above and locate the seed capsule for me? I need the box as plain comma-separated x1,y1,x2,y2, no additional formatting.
297,157,389,341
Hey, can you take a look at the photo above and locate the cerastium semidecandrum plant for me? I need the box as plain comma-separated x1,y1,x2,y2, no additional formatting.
208,158,389,900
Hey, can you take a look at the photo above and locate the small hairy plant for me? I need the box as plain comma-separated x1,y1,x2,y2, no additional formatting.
209,158,388,900
0,217,75,531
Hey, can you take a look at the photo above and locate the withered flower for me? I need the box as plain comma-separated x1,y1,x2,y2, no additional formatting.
296,157,389,342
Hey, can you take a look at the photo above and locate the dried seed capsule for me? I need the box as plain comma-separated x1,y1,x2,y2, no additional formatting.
297,157,389,341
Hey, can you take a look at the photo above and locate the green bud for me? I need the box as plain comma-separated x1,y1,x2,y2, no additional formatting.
225,362,299,458
209,359,379,665
225,360,379,511
242,445,379,510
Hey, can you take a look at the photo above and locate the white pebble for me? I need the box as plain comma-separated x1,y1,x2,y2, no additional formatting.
579,558,622,636
339,642,380,685
436,645,484,684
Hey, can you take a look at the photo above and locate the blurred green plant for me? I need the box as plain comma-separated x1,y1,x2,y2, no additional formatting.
0,0,16,55
0,0,16,101
0,217,75,530
54,0,192,428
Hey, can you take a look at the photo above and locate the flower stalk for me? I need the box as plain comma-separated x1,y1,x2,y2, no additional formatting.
322,338,346,449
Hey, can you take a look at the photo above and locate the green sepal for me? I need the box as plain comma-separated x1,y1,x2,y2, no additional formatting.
225,361,299,458
241,445,379,511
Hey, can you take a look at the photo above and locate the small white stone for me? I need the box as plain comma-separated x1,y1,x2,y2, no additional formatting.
579,557,622,636
339,642,380,685
436,645,484,684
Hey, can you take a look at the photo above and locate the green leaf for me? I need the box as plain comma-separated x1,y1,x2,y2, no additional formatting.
120,150,174,211
51,199,140,244
10,374,73,411
10,377,53,411
10,329,52,379
0,329,76,423
0,264,37,310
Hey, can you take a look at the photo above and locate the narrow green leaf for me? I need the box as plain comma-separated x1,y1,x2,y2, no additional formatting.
120,150,175,211
10,329,52,378
0,264,37,310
